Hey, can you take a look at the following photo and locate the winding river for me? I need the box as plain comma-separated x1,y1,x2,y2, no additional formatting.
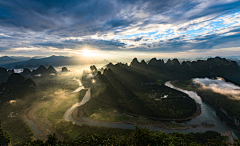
64,80,239,139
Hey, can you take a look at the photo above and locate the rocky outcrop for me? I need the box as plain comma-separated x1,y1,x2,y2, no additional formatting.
140,60,148,67
165,59,172,66
22,65,56,76
171,59,181,67
22,68,32,76
148,58,163,68
147,58,164,73
106,62,114,68
90,65,97,71
130,58,140,67
47,65,57,74
6,73,25,91
1,73,37,103
32,65,48,75
62,67,69,72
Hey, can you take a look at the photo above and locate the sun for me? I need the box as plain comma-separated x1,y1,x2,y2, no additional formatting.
82,49,92,56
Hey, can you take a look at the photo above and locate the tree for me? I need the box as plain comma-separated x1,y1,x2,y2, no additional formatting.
0,122,11,145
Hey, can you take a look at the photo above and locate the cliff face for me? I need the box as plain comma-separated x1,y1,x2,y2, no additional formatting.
90,65,97,71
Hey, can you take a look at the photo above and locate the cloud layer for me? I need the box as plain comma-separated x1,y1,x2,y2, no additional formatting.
193,77,240,98
0,0,240,56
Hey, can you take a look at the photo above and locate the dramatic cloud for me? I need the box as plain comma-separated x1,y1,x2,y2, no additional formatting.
0,0,240,56
193,77,240,98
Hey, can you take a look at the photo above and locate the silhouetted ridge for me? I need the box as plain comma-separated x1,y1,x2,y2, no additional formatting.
140,60,147,66
107,62,114,68
182,61,189,68
7,73,25,91
127,56,240,79
47,65,57,73
32,65,47,75
171,59,181,67
147,58,164,73
130,58,140,67
22,68,31,76
1,72,36,103
166,59,172,66
103,69,107,76
104,68,114,77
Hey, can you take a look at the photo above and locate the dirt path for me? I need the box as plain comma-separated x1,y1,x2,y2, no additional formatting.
23,101,50,141
24,99,64,142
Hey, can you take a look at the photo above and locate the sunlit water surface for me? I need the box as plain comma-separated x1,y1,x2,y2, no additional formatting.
64,79,239,139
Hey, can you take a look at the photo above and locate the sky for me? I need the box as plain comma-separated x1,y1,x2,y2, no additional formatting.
0,0,240,59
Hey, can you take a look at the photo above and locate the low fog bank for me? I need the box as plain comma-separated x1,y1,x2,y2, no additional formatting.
193,77,240,98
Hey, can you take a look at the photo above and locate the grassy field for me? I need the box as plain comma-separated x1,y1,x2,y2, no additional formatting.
0,93,38,145
0,74,80,145
0,106,34,145
47,89,87,126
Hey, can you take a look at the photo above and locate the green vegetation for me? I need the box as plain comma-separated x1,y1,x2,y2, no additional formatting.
0,94,36,145
1,56,240,145
173,80,195,91
55,120,133,140
0,122,11,145
175,79,240,130
21,126,236,146
0,73,80,145
83,66,197,122
135,85,197,119
47,89,87,126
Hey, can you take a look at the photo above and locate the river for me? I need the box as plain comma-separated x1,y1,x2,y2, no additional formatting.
64,80,239,139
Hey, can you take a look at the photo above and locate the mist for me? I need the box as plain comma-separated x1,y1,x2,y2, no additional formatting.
193,77,240,98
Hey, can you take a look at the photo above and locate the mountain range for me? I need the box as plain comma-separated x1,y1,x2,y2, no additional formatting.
0,55,111,69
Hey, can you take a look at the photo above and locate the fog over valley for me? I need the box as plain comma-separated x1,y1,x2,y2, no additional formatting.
193,78,240,99
1,0,240,145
